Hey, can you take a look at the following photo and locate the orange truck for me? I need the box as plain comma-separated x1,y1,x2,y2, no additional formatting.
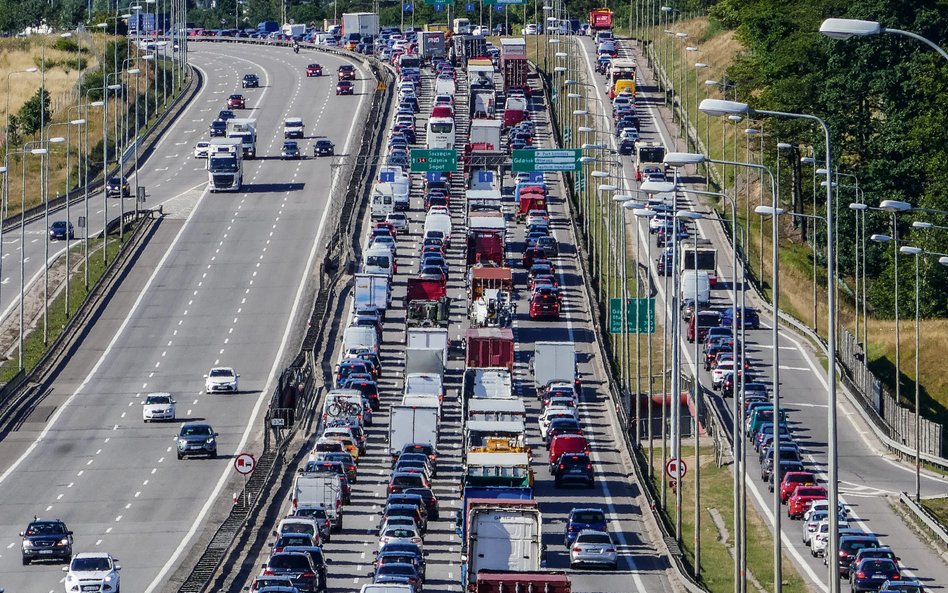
589,8,613,30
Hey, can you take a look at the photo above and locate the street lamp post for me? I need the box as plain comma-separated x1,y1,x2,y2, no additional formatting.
102,80,124,266
820,18,948,62
876,199,913,410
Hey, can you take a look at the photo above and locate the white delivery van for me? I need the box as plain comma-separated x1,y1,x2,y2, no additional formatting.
344,325,379,355
283,117,305,139
679,270,711,305
435,75,456,96
423,213,453,243
371,182,396,220
361,246,394,278
292,473,343,531
401,393,442,421
360,585,415,593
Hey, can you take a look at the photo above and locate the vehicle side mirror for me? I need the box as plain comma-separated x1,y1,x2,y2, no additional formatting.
261,563,267,569
204,375,208,378
214,433,219,437
272,530,278,536
67,531,73,536
325,558,332,564
368,572,375,577
63,566,70,572
115,566,121,571
18,532,23,537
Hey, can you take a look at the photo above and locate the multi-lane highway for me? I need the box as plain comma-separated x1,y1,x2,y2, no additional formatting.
0,42,370,593
575,35,948,591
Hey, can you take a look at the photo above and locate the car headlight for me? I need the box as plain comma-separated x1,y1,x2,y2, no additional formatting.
104,574,115,582
58,537,70,546
22,539,33,548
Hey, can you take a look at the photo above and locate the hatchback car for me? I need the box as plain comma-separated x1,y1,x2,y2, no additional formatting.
565,508,608,547
851,558,900,592
106,176,130,197
554,453,595,487
209,119,227,137
20,518,72,564
569,530,617,570
242,73,259,87
378,526,424,549
49,220,74,241
336,80,354,95
306,63,323,76
63,552,121,593
227,93,246,109
194,141,211,158
175,422,218,459
313,138,335,156
281,141,302,160
262,552,319,593
338,64,356,79
142,392,176,422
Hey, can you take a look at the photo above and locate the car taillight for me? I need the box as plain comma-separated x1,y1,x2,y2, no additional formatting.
558,464,565,470
586,463,593,469
840,550,849,557
572,547,582,552
856,572,865,579
892,574,900,580
264,569,274,576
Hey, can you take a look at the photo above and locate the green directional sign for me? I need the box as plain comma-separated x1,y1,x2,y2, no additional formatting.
410,148,459,172
610,298,656,334
512,148,582,172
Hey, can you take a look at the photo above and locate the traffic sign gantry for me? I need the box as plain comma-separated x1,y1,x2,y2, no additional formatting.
512,148,582,172
665,457,687,479
234,452,256,475
410,148,459,172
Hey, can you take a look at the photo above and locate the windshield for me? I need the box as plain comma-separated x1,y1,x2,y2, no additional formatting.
72,557,112,571
430,122,453,134
209,369,233,377
180,425,213,437
573,511,605,523
578,533,612,544
27,522,66,535
366,255,390,269
268,554,310,570
209,157,238,172
145,395,172,405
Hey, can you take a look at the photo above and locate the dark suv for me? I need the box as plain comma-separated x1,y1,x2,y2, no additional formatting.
106,176,130,197
263,551,319,593
209,120,227,137
20,518,73,564
242,73,259,88
553,453,595,487
836,534,880,578
564,508,607,546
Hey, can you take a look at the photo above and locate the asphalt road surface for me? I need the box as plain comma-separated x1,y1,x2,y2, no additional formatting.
0,42,370,593
576,35,948,592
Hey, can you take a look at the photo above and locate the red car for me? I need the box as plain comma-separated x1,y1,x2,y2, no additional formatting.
529,291,560,320
337,64,356,80
227,94,245,109
779,471,817,503
306,63,323,77
787,485,827,519
336,80,354,95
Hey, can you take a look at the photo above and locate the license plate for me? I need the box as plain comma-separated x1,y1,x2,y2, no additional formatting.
39,550,53,554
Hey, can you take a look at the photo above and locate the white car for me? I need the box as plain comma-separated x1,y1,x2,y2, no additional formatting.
378,527,423,549
194,141,211,158
370,235,397,255
802,509,830,545
804,499,849,522
63,552,121,593
811,522,855,557
205,367,239,393
711,360,735,389
539,408,578,438
523,23,539,35
385,212,408,233
142,392,176,422
378,516,420,537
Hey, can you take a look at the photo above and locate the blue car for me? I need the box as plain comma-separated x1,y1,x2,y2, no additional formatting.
565,508,608,547
719,306,761,329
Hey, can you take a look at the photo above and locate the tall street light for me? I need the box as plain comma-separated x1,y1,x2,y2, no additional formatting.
698,96,841,591
875,199,912,409
41,135,66,345
64,118,86,317
102,81,124,266
632,203,658,478
4,67,40,227
19,146,47,368
820,18,948,62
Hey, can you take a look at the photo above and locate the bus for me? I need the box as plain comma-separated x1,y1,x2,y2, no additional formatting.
608,58,636,99
426,116,456,149
635,141,666,181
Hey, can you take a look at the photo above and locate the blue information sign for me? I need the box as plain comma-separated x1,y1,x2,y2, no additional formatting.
465,2,475,10
379,171,395,182
477,170,494,184
434,3,443,10
404,2,413,11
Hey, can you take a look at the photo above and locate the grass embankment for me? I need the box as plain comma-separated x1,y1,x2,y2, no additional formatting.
647,17,948,419
0,234,127,381
646,445,807,593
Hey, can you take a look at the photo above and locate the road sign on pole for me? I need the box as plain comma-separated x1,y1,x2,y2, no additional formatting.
234,452,256,475
665,457,687,479
410,148,458,172
511,148,582,172
609,297,656,333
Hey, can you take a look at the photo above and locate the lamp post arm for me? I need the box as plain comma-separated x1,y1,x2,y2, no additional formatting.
884,27,948,62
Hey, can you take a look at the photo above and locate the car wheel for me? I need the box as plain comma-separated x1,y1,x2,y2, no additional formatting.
569,562,576,570
177,452,184,460
209,451,217,459
22,556,29,565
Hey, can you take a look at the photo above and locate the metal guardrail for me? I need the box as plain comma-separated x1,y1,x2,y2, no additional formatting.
899,492,948,547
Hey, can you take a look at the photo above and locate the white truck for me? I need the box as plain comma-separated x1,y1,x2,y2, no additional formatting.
419,31,446,61
406,328,448,365
467,397,526,422
283,23,306,37
532,342,577,393
389,405,439,463
283,117,305,140
462,502,543,588
342,12,379,37
453,18,471,34
292,473,343,532
370,182,397,220
469,119,502,152
225,118,257,159
680,241,719,287
207,138,243,192
354,273,390,314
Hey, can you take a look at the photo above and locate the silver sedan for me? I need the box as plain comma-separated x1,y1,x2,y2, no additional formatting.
569,530,618,570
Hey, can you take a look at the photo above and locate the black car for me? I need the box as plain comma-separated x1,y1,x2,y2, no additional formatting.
48,220,74,241
20,519,73,564
218,109,235,122
314,138,335,157
281,546,329,592
281,141,301,160
106,176,130,197
264,551,320,593
209,119,228,137
174,422,218,459
619,138,636,155
553,453,595,487
403,487,439,520
242,73,259,88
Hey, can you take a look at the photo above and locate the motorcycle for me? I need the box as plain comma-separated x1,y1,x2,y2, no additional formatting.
293,44,299,54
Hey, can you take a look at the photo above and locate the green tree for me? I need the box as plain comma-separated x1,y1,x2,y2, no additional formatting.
17,88,51,136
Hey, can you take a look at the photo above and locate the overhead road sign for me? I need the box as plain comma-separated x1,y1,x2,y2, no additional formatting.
609,298,656,334
512,148,582,172
410,148,459,172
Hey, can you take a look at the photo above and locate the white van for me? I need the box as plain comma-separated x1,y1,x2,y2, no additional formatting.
423,213,452,243
371,183,395,220
435,75,456,96
360,585,415,593
343,325,379,355
283,117,305,139
679,270,711,305
361,246,394,278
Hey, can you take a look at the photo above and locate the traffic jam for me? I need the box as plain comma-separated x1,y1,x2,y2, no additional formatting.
592,22,923,593
242,25,629,593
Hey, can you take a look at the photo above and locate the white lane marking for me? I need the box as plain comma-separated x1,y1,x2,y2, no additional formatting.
142,51,367,593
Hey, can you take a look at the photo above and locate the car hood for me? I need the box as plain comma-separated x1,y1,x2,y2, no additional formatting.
69,570,113,581
207,376,235,384
26,533,69,544
178,434,212,443
143,402,172,410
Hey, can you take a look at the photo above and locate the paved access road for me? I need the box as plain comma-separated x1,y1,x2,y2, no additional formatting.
0,42,369,593
576,35,948,592
238,52,679,593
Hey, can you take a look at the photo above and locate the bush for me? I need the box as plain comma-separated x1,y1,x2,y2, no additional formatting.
53,36,82,52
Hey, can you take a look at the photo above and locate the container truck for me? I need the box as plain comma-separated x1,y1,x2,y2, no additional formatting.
455,487,533,539
462,368,513,401
226,117,257,159
406,327,449,364
467,397,525,422
207,138,242,192
532,342,578,394
681,240,719,287
282,23,306,38
468,119,502,152
406,277,451,327
589,8,614,30
476,572,570,593
354,273,390,314
465,328,514,370
500,39,528,94
419,31,446,61
453,18,472,34
466,215,506,266
389,405,439,463
342,12,380,37
460,499,544,590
